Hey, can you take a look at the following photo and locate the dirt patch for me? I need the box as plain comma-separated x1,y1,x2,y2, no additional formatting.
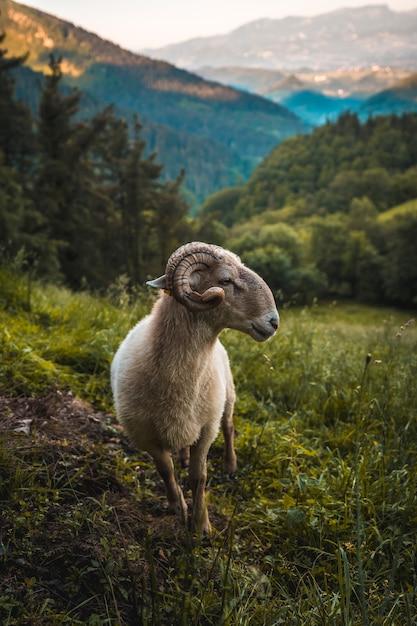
0,389,118,445
0,389,207,624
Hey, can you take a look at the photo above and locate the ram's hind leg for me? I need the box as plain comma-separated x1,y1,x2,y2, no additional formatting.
179,447,190,468
149,446,188,522
221,386,237,476
189,438,212,535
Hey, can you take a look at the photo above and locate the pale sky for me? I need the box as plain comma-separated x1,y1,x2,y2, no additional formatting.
18,0,417,50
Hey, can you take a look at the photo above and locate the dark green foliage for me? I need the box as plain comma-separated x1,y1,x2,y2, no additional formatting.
31,55,102,284
234,112,417,222
0,34,35,173
0,39,190,289
199,186,244,228
0,155,29,248
199,112,417,305
0,36,38,266
378,201,417,303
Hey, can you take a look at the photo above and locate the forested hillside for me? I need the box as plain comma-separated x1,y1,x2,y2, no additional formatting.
3,0,306,203
200,112,417,306
1,21,417,306
0,41,193,289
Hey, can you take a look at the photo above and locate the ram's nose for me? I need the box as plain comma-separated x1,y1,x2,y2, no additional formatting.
269,311,280,332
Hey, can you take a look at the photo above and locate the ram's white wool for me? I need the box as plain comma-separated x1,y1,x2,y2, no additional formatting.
111,242,279,534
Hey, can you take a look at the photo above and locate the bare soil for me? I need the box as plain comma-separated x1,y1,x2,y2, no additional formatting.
0,389,223,623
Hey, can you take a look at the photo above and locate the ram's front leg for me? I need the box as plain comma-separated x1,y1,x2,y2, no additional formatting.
150,446,188,523
189,438,212,535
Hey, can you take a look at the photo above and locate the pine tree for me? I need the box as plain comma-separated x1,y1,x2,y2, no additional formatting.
32,55,107,285
119,117,163,283
0,33,36,257
80,106,129,285
88,112,190,284
0,33,35,173
152,169,189,269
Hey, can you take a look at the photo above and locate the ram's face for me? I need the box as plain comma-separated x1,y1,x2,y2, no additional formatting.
189,254,279,342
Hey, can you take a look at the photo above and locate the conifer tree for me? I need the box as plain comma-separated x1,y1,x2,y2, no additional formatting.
81,106,129,284
0,33,36,257
152,169,190,269
32,55,107,285
0,151,27,250
119,116,163,282
88,112,190,284
0,33,35,173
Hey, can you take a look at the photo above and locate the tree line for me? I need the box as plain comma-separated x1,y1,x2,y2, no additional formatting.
2,28,417,306
0,36,194,289
201,112,417,306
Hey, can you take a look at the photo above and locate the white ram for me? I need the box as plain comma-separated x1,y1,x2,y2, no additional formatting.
111,242,279,534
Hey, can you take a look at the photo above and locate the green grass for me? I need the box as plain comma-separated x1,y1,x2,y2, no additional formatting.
1,266,416,624
0,269,153,408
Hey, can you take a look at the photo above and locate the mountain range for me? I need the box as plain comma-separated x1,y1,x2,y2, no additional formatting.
3,0,306,204
142,5,417,71
3,1,417,202
141,4,417,126
196,65,417,125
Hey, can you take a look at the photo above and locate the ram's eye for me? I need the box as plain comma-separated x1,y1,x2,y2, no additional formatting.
219,278,232,286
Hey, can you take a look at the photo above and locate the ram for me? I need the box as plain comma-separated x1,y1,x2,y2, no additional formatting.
111,242,279,533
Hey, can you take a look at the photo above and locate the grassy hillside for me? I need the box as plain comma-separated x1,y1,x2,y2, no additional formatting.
3,0,306,202
1,266,416,624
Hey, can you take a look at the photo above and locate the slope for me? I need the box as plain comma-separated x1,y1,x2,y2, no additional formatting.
3,0,307,202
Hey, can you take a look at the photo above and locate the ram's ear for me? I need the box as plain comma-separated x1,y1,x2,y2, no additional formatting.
146,275,167,289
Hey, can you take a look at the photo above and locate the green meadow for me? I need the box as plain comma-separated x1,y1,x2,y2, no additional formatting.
1,267,416,625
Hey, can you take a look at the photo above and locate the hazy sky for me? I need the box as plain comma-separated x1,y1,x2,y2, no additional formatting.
19,0,417,50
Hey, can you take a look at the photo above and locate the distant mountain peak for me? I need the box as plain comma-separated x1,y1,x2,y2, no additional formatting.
141,4,417,71
267,74,306,94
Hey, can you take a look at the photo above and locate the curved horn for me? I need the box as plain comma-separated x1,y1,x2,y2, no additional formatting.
165,242,225,311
